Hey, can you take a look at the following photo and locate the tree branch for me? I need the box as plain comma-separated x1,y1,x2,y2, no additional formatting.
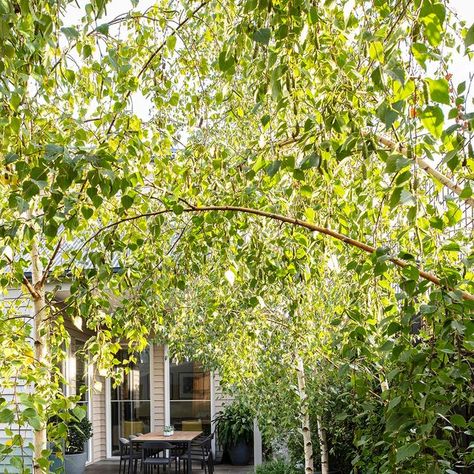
278,132,474,208
374,133,474,208
72,204,474,301
38,238,63,289
105,1,209,135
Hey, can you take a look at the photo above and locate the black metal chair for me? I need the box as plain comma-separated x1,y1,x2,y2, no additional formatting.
199,434,214,474
119,437,143,474
186,433,214,474
141,441,180,473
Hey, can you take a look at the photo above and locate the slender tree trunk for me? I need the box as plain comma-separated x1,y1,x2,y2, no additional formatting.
316,416,329,474
31,237,48,473
295,355,314,474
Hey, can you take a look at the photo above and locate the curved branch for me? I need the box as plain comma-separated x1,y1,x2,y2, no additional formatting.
74,204,474,301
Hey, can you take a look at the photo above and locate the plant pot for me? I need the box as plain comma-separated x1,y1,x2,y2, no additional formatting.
64,451,87,474
229,439,251,465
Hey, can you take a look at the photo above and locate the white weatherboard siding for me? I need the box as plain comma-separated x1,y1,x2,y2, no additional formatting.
0,289,34,472
91,374,107,462
152,345,165,431
212,373,234,462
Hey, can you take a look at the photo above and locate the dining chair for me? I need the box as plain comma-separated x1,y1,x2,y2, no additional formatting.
119,437,143,474
141,441,180,473
187,433,214,474
119,438,130,474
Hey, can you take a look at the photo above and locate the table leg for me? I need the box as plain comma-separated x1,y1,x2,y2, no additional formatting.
187,440,192,474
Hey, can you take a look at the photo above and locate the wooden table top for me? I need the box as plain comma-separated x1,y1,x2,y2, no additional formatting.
134,431,203,442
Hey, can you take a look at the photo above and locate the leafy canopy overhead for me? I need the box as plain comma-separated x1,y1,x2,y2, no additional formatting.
0,0,473,472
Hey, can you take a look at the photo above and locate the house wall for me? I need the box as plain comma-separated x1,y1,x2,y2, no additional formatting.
151,345,165,430
0,289,34,472
212,373,234,461
91,374,107,462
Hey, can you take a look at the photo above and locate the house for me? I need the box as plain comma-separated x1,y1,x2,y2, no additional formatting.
1,281,263,471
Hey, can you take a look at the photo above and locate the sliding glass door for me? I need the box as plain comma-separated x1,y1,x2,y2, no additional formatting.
169,360,211,434
110,349,151,456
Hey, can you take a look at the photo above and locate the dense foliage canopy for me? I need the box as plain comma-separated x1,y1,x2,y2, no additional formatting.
0,0,473,472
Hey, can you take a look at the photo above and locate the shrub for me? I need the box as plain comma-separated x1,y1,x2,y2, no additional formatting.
214,401,253,449
65,410,93,455
256,460,303,474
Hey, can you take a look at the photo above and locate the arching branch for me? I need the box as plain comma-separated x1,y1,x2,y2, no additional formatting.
74,204,474,301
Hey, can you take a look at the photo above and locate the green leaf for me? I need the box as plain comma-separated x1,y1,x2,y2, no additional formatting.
81,207,93,220
61,27,79,40
387,396,402,411
253,28,271,45
396,443,420,463
465,22,474,48
377,103,399,129
420,105,444,138
44,222,58,238
385,154,411,173
266,160,281,177
166,35,177,51
426,78,450,105
29,416,43,430
298,152,320,170
450,414,467,428
0,408,14,424
368,41,384,63
218,50,235,72
460,185,472,198
22,180,40,200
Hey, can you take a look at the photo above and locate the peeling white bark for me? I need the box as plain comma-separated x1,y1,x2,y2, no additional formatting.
31,238,48,474
296,356,314,474
375,134,474,208
317,416,329,474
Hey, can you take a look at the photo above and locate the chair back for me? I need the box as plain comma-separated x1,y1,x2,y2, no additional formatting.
119,437,130,456
199,433,213,455
142,441,174,450
142,440,174,460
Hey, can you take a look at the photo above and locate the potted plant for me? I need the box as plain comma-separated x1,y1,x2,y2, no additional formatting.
164,425,175,436
214,401,253,465
64,408,93,474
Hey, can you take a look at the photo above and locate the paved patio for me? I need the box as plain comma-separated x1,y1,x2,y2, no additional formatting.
85,460,254,473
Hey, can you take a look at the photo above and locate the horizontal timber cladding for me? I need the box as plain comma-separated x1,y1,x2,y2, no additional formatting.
213,373,234,462
152,345,165,430
91,373,107,462
0,289,34,472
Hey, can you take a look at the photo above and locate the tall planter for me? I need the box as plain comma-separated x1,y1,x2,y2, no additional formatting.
64,451,88,474
214,401,254,466
229,439,251,465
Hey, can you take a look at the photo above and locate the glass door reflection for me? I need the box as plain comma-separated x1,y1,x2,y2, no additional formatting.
110,349,151,456
169,360,211,434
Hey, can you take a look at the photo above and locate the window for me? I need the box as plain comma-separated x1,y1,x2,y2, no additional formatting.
169,360,211,434
110,349,151,456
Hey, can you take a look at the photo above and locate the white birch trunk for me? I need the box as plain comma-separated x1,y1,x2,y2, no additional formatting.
295,355,314,474
31,237,48,474
316,416,329,474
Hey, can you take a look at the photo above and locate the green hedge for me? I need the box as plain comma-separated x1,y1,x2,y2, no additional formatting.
255,460,304,474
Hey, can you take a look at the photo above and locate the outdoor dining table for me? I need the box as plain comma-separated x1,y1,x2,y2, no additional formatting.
132,430,203,474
